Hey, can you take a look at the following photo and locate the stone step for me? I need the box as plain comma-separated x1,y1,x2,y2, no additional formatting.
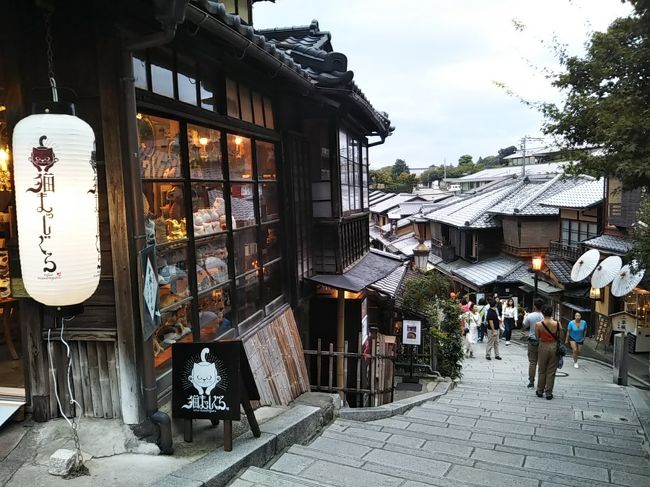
236,466,331,487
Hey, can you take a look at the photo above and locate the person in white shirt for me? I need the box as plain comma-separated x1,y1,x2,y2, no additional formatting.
464,303,481,358
523,299,545,388
502,297,518,345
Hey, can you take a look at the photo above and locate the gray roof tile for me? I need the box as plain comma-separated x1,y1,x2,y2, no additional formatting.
583,234,633,255
539,179,604,209
452,256,525,288
369,264,408,298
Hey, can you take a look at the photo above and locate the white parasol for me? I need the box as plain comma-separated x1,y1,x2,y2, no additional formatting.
611,262,646,297
571,248,601,282
591,255,623,289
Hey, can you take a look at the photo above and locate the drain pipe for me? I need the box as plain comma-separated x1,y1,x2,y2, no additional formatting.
120,0,189,455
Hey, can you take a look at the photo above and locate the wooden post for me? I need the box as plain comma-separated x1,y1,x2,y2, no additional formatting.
224,420,233,451
22,301,49,422
370,327,377,407
328,343,334,392
316,338,322,391
337,289,345,402
184,419,193,443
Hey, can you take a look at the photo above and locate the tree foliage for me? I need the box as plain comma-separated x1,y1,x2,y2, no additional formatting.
401,271,463,379
370,159,418,192
541,1,650,190
631,196,650,273
391,159,410,180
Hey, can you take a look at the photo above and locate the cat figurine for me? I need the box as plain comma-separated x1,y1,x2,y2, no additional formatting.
188,347,221,395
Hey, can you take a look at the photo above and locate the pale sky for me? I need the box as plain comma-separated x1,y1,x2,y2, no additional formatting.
254,0,633,169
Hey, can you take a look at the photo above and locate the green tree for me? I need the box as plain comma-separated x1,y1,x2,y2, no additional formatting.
541,1,650,190
458,154,473,167
369,166,394,188
397,172,419,192
391,159,410,180
497,145,517,163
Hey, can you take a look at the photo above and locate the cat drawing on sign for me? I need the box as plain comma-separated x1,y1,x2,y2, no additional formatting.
188,347,221,395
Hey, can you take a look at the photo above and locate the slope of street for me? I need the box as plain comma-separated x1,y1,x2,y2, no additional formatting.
230,339,650,487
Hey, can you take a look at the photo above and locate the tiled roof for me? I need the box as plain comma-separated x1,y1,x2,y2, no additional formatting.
547,258,587,285
369,192,395,205
370,194,425,215
501,263,532,282
518,275,563,295
428,253,443,265
448,162,564,182
452,257,525,288
380,218,412,232
424,185,515,228
369,264,409,298
539,179,604,209
387,233,430,257
583,234,633,255
189,3,392,137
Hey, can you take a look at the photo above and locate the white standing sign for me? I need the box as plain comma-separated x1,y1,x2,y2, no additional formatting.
402,320,422,346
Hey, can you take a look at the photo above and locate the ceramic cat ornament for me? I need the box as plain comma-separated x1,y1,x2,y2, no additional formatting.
188,347,221,395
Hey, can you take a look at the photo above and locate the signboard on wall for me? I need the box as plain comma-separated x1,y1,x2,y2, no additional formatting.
172,342,241,420
361,297,369,344
138,245,160,340
595,314,613,349
402,319,422,346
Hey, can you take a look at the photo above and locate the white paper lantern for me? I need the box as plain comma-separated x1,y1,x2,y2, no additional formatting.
12,113,100,306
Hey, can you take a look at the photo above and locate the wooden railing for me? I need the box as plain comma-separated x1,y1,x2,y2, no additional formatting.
303,328,395,407
548,241,582,261
502,243,549,258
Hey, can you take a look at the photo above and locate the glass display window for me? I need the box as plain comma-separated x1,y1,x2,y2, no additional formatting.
263,259,283,306
236,272,261,322
231,183,256,229
133,52,147,90
256,141,276,180
198,287,232,341
157,244,191,306
143,182,188,245
259,182,279,223
252,92,264,127
187,124,223,180
239,86,253,123
177,55,198,106
234,228,258,276
228,134,253,180
138,115,182,179
195,235,230,292
150,49,174,99
261,223,281,264
191,182,228,237
153,302,193,369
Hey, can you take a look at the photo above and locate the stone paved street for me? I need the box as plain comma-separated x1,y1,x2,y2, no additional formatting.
230,338,650,487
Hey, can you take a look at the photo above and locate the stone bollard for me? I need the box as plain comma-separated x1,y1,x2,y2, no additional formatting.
612,334,629,386
48,449,77,476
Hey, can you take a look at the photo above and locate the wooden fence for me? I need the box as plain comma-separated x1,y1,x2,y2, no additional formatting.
303,327,395,407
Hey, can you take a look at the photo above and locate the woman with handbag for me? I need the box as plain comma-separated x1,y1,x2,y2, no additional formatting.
502,298,517,345
534,305,563,400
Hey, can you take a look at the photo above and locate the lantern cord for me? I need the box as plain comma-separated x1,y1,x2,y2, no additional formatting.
47,316,88,475
49,77,59,103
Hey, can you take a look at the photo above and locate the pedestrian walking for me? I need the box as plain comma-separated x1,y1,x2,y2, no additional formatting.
503,297,517,345
566,312,587,368
464,303,480,358
477,298,488,343
523,298,544,388
535,305,562,400
493,294,504,338
485,297,501,360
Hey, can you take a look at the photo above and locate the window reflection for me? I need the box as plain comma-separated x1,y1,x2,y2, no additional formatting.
228,134,252,180
234,228,258,275
236,273,260,321
187,124,223,179
133,53,147,90
196,235,230,291
150,50,174,98
138,115,181,179
226,78,239,118
261,223,281,263
199,287,232,341
263,260,283,306
231,183,256,229
259,182,279,222
177,56,197,105
256,141,276,180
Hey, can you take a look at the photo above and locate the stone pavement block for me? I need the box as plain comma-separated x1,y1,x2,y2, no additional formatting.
471,447,525,467
475,419,535,436
333,418,384,431
287,445,365,468
380,425,496,452
228,479,256,487
445,414,477,427
149,474,204,487
611,469,650,487
523,455,609,482
385,433,425,449
423,439,473,457
574,446,650,466
534,426,598,444
260,405,321,451
242,466,328,487
406,408,449,423
301,460,402,487
469,432,504,445
363,448,451,477
364,462,471,487
596,435,646,451
326,423,348,434
406,422,471,440
340,426,391,442
446,464,538,487
270,453,315,475
308,437,371,458
368,417,411,430
321,430,385,449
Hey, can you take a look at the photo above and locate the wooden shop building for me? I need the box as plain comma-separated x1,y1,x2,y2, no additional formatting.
0,0,393,426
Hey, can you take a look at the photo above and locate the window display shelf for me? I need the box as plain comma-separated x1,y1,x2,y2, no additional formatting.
155,238,189,251
159,295,192,315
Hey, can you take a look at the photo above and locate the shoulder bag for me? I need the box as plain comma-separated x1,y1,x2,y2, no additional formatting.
543,322,567,357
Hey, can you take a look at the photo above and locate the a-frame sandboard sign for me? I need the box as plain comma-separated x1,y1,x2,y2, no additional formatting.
172,340,261,451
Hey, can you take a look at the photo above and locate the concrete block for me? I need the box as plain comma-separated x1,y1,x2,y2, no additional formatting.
48,449,77,476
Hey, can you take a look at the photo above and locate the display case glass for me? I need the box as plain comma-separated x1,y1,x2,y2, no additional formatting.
143,182,188,244
191,182,227,237
228,134,253,180
138,115,182,179
187,124,223,180
231,183,256,229
198,286,232,341
195,235,230,292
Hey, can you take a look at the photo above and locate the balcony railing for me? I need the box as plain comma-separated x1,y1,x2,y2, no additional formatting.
502,244,549,258
548,241,582,262
314,214,370,274
430,237,456,261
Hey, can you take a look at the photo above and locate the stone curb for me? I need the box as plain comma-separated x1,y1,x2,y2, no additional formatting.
151,401,334,487
337,381,454,422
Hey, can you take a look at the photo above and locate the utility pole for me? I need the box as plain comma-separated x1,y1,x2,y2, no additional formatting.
520,136,544,178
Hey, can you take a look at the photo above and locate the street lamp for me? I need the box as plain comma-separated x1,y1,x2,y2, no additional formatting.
413,240,429,272
532,256,543,301
589,287,602,301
